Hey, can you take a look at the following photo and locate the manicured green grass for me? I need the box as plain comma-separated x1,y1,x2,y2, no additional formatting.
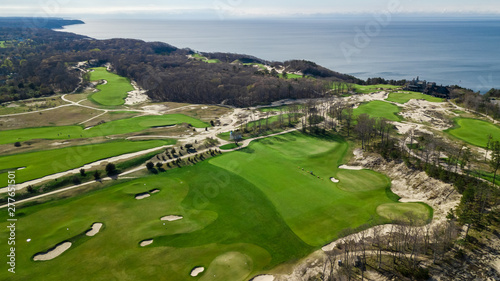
0,114,208,145
352,84,400,94
352,101,402,121
0,41,5,48
280,73,303,79
243,63,267,70
219,143,239,150
192,53,221,64
210,132,429,245
0,139,174,185
88,67,134,106
377,202,432,223
0,132,431,280
386,91,444,104
446,118,500,148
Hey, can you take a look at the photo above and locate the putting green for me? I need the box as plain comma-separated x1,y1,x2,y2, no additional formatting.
446,118,500,148
0,139,174,185
386,92,444,104
337,169,390,192
0,114,208,145
377,203,431,223
352,101,402,122
88,67,134,106
0,132,431,280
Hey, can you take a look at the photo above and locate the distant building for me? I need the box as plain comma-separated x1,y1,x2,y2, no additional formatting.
404,77,450,99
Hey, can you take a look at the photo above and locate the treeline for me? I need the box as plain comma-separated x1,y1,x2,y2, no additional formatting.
0,27,360,107
452,86,500,119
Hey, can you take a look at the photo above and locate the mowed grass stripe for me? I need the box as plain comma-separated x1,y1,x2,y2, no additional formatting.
88,67,134,106
446,118,500,148
0,139,174,184
0,114,208,145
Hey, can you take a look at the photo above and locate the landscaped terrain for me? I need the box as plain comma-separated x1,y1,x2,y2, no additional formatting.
386,91,444,104
0,132,431,281
88,67,134,106
352,84,401,94
0,139,175,184
0,114,208,145
446,118,500,148
352,101,402,121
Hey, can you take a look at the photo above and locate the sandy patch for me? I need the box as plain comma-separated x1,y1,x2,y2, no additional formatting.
135,193,150,200
25,101,46,107
492,258,500,274
161,215,183,222
84,126,94,130
50,141,69,146
142,104,169,115
150,189,160,194
17,167,26,170
251,275,274,281
338,165,363,170
33,242,72,261
86,223,103,237
140,239,153,247
6,103,20,108
125,81,150,105
190,267,205,277
330,177,339,183
101,80,108,85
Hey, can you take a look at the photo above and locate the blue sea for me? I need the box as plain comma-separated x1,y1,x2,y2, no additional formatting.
57,17,500,92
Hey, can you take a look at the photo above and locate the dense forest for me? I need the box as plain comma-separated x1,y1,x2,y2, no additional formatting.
0,24,363,107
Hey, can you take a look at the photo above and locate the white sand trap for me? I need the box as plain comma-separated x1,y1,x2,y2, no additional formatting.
161,215,183,222
135,193,151,200
190,267,205,277
339,165,363,170
33,242,72,261
140,239,153,247
150,189,160,194
86,223,103,237
84,126,94,130
330,177,339,183
17,167,26,170
252,275,275,281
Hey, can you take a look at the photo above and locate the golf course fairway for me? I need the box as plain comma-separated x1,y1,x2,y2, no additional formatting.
0,132,431,281
446,118,500,148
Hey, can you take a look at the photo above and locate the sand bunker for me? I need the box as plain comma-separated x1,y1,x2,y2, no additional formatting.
252,275,275,281
140,239,153,247
330,177,339,183
150,189,160,194
135,193,151,200
161,215,183,222
86,223,103,237
338,165,363,170
190,267,205,277
33,242,72,261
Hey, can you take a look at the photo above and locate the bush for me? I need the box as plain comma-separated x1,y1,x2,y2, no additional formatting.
105,163,117,175
14,142,21,147
72,176,81,185
146,162,155,170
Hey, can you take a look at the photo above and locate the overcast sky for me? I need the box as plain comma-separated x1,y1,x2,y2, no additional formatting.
3,0,500,18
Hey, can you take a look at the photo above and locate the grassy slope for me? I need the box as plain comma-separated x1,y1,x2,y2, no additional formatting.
210,132,425,245
386,91,444,104
446,118,500,148
0,114,208,145
352,101,402,122
0,132,431,280
0,139,174,184
352,84,400,94
88,67,134,106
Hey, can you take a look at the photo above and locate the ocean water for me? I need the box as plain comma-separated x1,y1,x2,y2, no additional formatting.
57,17,500,92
